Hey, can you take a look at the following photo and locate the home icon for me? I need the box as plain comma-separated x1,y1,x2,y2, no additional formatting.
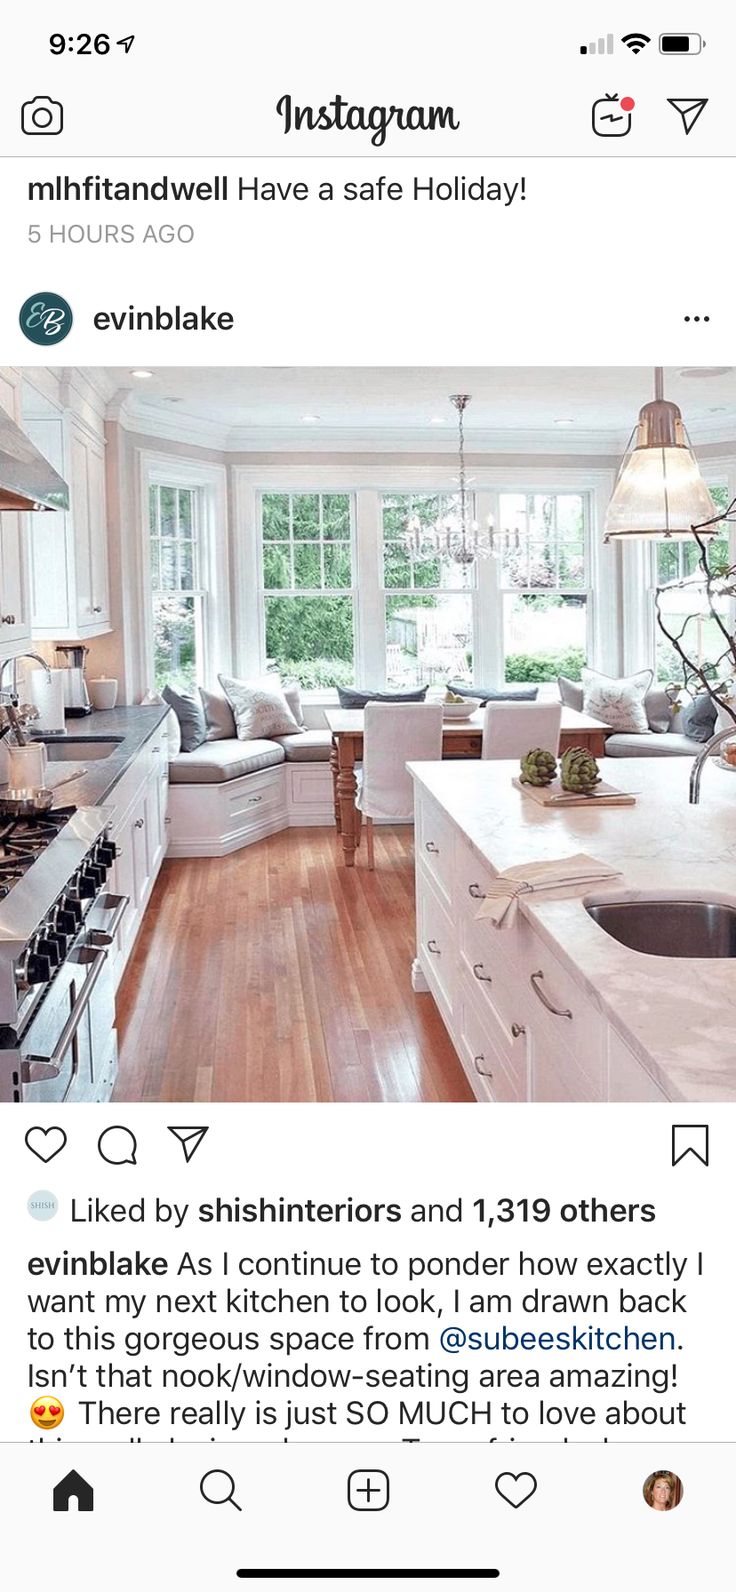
53,1469,94,1512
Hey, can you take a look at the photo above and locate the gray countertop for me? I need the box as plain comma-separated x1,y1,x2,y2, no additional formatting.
28,705,170,810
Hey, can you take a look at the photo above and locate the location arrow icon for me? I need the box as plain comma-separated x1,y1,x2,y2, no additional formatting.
668,98,708,134
168,1126,209,1162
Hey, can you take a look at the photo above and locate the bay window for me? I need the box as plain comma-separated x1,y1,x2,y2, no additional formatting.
653,481,732,684
149,482,204,691
382,492,475,687
497,491,590,683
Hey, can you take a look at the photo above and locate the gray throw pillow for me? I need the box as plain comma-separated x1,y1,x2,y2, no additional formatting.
558,675,584,712
680,693,717,744
337,685,429,708
449,681,539,704
163,684,207,753
645,686,674,735
282,680,305,727
200,687,237,741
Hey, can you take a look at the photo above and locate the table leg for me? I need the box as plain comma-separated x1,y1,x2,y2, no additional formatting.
330,740,341,832
336,740,359,867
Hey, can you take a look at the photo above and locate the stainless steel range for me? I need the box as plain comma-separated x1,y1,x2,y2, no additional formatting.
0,805,127,1103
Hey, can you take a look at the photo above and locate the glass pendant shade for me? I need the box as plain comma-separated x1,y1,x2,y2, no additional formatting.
605,373,716,542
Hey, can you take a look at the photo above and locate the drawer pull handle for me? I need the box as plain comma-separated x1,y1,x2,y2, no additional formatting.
1,613,16,625
468,883,487,900
427,939,441,955
248,794,263,805
92,605,103,614
473,963,492,984
474,1055,493,1078
425,841,439,855
530,970,572,1019
134,818,145,829
511,1022,526,1039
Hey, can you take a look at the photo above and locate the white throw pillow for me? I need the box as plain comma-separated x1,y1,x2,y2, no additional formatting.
582,667,653,733
218,673,302,741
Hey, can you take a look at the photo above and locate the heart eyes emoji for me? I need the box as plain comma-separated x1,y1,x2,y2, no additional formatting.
30,1395,65,1430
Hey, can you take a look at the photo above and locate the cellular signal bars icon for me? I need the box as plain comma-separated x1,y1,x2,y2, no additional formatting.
580,34,614,55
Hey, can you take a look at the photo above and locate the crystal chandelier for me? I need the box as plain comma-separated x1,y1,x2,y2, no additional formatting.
404,394,496,565
604,367,716,542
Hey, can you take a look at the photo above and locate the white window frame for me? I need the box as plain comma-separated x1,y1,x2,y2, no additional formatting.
138,452,230,693
494,487,593,686
642,461,736,682
232,464,617,693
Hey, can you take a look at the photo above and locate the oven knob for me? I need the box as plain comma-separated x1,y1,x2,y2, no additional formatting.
75,870,97,900
97,841,116,868
25,949,53,985
49,929,71,957
59,897,83,929
86,862,105,889
35,935,61,970
57,903,80,933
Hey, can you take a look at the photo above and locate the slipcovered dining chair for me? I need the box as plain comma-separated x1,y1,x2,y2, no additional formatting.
481,701,562,760
356,702,444,869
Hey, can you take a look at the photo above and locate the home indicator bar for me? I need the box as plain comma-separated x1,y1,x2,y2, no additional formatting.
235,1574,501,1582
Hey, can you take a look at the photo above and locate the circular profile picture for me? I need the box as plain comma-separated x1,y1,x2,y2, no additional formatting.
18,292,73,346
643,1470,683,1511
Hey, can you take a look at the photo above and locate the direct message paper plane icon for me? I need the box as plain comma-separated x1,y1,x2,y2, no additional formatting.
168,1126,209,1162
668,97,708,135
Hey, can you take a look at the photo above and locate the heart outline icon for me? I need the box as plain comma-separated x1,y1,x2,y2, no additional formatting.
25,1127,67,1164
495,1471,538,1509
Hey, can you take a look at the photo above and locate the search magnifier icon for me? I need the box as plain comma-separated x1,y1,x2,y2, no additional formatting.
200,1469,242,1511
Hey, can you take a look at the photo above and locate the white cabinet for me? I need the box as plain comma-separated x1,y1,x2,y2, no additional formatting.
105,719,170,989
413,786,669,1103
23,395,111,640
0,369,32,655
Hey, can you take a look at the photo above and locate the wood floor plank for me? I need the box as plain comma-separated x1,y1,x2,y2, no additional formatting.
113,825,473,1104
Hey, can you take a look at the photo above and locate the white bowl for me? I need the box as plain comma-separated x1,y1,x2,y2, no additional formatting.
442,698,481,720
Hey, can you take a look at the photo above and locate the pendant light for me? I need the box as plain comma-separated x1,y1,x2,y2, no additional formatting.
404,395,495,565
604,368,716,542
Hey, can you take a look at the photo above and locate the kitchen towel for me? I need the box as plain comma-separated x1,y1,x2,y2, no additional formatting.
475,853,622,929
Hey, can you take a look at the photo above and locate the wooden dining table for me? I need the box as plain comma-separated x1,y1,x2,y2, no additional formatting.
325,704,612,866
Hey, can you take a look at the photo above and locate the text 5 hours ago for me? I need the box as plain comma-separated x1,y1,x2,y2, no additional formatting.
27,224,194,245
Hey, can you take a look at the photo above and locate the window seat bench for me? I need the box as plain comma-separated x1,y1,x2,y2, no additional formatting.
167,730,334,856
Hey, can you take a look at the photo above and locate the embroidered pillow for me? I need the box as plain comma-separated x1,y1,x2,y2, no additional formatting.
218,674,302,741
581,667,653,734
162,684,207,753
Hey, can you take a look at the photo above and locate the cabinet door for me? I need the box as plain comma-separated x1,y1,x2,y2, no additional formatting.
0,513,32,647
144,772,165,881
131,791,152,909
71,429,110,630
26,415,74,633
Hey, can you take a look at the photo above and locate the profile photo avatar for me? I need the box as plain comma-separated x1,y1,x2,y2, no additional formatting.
21,96,63,134
643,1471,683,1511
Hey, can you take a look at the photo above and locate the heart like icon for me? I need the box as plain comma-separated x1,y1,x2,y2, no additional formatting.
25,1126,67,1164
494,1471,538,1509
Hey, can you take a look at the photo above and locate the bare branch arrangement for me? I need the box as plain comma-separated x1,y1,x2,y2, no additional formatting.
654,495,736,728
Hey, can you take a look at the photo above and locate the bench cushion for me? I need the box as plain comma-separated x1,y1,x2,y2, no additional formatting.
605,732,700,757
273,729,332,762
169,740,285,784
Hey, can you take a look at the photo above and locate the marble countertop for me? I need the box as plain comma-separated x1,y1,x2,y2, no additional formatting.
25,705,170,811
409,757,736,1102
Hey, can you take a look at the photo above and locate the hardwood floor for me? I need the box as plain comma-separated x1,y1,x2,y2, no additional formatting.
113,826,473,1103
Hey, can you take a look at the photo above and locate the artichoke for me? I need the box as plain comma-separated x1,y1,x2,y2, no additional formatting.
560,745,601,795
520,747,558,787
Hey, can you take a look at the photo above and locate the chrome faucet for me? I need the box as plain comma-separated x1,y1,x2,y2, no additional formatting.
689,724,736,803
0,652,52,705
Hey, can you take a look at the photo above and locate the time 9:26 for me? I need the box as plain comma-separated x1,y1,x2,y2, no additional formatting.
49,34,135,55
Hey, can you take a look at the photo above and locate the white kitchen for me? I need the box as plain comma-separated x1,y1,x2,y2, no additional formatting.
0,364,735,1105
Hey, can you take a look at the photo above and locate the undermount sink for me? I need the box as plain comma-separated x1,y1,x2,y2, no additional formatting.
41,738,123,763
585,896,736,959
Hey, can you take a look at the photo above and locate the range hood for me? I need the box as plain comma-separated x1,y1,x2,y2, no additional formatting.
0,408,69,512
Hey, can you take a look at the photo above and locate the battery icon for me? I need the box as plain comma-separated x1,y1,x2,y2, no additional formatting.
659,33,704,53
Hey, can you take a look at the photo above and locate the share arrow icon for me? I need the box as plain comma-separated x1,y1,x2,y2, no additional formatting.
168,1126,209,1162
668,98,708,135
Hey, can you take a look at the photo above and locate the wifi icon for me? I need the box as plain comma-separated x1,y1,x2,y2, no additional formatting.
622,32,651,53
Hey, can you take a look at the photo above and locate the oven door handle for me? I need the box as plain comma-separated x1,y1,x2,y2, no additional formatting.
22,947,109,1083
85,893,130,948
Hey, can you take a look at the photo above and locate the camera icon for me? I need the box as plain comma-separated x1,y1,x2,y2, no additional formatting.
21,97,64,135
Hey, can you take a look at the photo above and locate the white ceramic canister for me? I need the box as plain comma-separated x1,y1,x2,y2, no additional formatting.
6,742,48,789
88,678,119,710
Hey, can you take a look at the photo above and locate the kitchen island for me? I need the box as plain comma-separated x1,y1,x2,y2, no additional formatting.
409,757,736,1104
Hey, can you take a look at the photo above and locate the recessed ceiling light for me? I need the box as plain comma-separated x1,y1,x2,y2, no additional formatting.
130,369,154,380
554,417,575,426
300,414,320,424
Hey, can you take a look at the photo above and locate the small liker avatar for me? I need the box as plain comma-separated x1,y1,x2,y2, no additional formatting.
30,1394,65,1431
643,1470,683,1511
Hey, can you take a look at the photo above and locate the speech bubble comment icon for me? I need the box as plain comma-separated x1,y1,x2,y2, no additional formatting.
98,1125,138,1166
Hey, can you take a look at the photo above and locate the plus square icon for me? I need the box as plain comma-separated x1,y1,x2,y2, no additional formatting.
347,1470,390,1511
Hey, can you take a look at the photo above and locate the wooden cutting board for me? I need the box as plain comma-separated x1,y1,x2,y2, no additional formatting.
513,777,636,808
